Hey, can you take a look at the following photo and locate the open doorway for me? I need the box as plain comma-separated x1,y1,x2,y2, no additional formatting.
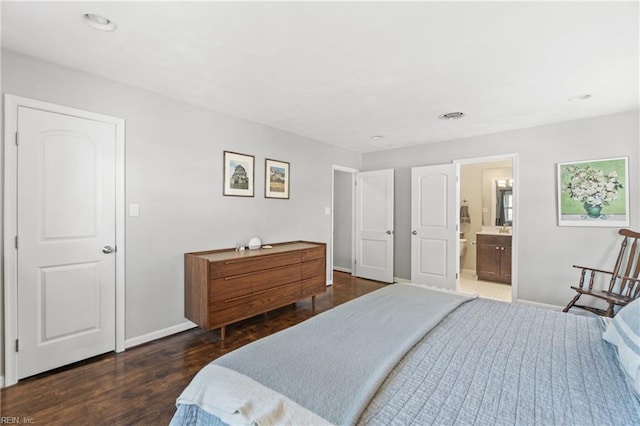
455,155,518,303
332,166,357,276
331,165,395,283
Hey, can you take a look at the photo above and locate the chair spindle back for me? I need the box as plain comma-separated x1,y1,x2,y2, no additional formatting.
610,229,640,299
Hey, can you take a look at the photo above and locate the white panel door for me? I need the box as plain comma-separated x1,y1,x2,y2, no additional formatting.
17,106,117,379
355,169,394,283
411,164,458,289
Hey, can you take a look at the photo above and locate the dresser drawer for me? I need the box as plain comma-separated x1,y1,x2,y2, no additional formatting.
252,283,301,312
301,276,325,297
210,252,301,278
252,264,301,293
209,295,253,327
302,246,325,262
209,275,252,304
302,258,324,279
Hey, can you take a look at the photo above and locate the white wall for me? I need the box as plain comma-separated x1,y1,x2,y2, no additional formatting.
363,110,639,306
0,50,361,375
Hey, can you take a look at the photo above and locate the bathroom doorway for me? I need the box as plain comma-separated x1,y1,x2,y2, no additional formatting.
455,155,517,303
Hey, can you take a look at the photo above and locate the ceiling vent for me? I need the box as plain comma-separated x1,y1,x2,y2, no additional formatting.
438,112,466,120
83,13,117,32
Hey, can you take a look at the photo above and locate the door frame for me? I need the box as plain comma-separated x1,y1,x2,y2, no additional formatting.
330,164,359,281
3,94,126,387
453,153,519,302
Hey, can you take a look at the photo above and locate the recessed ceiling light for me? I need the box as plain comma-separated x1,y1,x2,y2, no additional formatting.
370,135,384,140
83,13,117,32
438,112,466,120
568,94,592,102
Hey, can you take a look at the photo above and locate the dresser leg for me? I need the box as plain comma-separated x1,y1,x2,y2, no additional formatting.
220,326,226,341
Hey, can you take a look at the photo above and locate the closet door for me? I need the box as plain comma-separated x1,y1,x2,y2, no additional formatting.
16,106,117,380
4,95,125,387
355,169,394,283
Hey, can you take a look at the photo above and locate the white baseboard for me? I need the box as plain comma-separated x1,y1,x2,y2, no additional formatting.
125,320,197,349
333,266,352,273
515,299,564,311
394,277,411,284
461,268,476,276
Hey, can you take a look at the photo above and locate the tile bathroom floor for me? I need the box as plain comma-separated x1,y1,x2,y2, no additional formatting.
459,272,512,302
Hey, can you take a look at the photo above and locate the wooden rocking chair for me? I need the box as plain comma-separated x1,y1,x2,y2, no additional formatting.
563,229,640,317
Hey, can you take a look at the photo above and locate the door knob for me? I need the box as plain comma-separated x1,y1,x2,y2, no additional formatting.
102,245,115,254
412,230,417,235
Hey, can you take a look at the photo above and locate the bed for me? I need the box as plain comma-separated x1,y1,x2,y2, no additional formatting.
171,283,640,425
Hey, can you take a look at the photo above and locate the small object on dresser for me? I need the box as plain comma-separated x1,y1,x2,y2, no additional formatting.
248,236,262,250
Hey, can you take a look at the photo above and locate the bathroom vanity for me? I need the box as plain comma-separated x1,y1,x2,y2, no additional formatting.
476,233,511,284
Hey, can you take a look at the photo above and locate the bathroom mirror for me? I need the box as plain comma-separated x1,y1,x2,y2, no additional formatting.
481,166,513,226
494,180,513,226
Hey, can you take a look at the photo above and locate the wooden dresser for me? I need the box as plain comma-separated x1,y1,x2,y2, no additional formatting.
185,241,326,339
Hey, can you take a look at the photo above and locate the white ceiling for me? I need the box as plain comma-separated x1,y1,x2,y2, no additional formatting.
2,1,638,153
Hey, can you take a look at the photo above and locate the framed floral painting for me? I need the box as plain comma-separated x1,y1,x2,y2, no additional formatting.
557,157,629,227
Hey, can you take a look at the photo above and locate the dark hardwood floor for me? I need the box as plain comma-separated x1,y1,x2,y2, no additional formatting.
1,272,385,425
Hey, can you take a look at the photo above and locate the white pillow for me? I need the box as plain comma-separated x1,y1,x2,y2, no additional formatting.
603,297,640,397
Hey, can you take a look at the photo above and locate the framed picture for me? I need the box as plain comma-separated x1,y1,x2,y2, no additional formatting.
557,157,629,227
223,151,254,197
265,158,290,199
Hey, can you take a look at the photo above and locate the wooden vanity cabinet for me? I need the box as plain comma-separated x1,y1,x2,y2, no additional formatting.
476,234,511,284
185,241,326,339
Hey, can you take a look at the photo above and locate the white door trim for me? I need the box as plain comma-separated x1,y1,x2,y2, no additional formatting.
453,153,519,302
3,94,126,387
331,164,359,281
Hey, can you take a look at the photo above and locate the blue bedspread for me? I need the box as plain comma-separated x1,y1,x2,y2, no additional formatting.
172,293,640,425
359,298,640,425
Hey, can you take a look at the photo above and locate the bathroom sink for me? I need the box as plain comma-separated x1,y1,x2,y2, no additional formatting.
477,227,512,235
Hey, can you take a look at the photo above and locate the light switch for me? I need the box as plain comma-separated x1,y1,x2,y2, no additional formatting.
130,203,139,217
324,207,331,216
